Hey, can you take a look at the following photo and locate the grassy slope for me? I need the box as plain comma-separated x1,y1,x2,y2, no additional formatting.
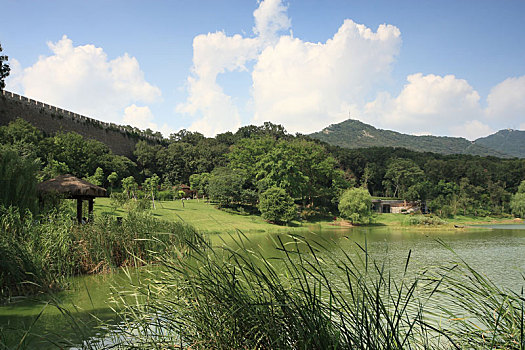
95,198,522,233
94,198,308,233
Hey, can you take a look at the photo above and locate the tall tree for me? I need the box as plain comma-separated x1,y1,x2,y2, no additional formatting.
143,174,160,209
383,158,424,198
0,43,10,91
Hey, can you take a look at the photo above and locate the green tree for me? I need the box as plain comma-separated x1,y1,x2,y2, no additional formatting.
207,167,244,207
134,140,162,177
42,132,111,178
338,187,373,224
122,176,138,199
0,43,10,91
510,180,525,218
38,158,70,182
85,167,104,186
258,187,296,225
107,171,118,192
143,174,160,209
383,158,424,198
189,172,210,198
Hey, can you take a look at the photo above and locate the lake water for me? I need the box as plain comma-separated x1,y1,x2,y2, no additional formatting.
2,224,525,348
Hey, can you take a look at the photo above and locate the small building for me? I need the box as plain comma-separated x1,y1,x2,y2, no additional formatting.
372,199,419,214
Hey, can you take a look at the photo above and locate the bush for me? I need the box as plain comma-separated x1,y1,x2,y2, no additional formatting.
157,190,175,201
125,198,151,212
258,187,296,225
403,214,447,226
338,187,372,224
110,192,128,208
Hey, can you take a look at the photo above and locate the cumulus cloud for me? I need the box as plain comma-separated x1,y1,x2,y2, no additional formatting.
359,72,525,139
486,76,525,125
177,0,291,136
362,73,486,139
450,120,494,140
176,32,259,135
122,105,157,130
122,105,175,137
177,0,401,136
252,20,401,133
7,35,161,125
253,0,291,43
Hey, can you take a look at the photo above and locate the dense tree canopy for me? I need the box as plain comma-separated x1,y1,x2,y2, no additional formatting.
1,117,524,219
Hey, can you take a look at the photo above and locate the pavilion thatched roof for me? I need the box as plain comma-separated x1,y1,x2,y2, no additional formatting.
37,174,107,198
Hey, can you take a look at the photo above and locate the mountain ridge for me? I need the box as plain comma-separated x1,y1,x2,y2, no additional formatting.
309,119,522,158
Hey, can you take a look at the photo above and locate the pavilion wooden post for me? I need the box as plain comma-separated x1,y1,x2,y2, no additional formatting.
88,198,94,222
76,198,83,224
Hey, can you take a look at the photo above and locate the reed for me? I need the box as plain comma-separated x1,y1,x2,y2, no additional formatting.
90,233,524,349
0,203,203,300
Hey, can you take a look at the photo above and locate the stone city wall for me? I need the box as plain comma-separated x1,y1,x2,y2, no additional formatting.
0,90,163,157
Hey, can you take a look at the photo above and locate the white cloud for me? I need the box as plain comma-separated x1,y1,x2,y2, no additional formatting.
122,105,157,130
7,35,161,124
122,104,175,137
486,76,525,126
253,0,291,43
178,0,401,136
450,120,494,140
176,32,260,136
362,73,484,138
252,20,401,133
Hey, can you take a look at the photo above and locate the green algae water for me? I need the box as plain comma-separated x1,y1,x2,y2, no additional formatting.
2,225,525,348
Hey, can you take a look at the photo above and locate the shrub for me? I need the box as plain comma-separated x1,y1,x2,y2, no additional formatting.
258,187,296,224
403,214,447,226
110,192,128,208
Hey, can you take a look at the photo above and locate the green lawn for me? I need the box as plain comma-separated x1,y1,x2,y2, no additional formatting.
94,198,315,233
94,198,522,233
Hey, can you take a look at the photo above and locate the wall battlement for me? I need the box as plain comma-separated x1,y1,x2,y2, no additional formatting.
0,90,164,157
1,90,163,142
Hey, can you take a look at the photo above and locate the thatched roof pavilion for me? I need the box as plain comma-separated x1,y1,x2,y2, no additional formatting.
37,174,107,223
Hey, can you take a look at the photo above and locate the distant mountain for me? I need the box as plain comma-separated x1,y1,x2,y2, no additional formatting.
474,129,525,158
309,119,512,158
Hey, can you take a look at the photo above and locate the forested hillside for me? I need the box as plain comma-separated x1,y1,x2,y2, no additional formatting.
475,129,525,158
309,119,513,158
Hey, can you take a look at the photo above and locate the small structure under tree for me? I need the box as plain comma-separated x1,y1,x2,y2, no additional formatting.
37,174,107,223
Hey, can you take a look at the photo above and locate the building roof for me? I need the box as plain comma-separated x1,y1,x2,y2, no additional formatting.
37,174,107,198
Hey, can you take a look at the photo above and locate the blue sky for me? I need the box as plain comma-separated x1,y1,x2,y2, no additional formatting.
2,0,524,139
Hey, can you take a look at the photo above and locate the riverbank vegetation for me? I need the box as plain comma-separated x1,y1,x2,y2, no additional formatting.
0,203,201,300
75,234,524,349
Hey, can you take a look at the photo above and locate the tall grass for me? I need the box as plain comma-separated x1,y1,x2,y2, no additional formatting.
0,145,39,214
0,203,203,300
85,233,525,349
